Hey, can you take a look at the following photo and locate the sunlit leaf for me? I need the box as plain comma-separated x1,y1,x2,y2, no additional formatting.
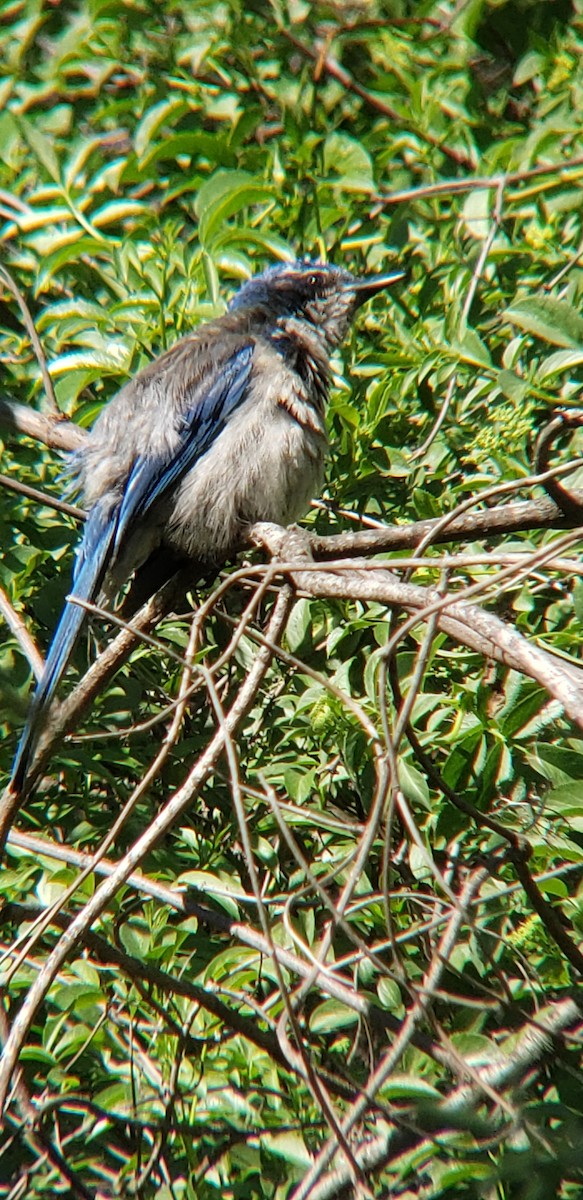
15,115,61,182
323,132,375,193
134,97,187,160
505,297,583,349
195,169,272,248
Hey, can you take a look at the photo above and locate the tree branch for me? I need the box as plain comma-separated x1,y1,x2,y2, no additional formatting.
251,524,583,729
0,397,87,453
309,493,583,558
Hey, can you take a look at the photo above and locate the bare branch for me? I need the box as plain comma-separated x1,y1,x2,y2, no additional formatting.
251,524,583,729
310,485,583,559
371,152,583,209
0,397,87,453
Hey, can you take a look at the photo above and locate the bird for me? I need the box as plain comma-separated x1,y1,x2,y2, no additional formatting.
8,258,403,796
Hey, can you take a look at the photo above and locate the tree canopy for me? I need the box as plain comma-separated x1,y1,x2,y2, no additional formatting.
2,1,583,1197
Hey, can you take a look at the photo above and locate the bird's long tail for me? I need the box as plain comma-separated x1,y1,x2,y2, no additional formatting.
9,504,116,796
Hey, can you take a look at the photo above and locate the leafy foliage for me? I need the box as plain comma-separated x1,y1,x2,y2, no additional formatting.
2,0,583,1197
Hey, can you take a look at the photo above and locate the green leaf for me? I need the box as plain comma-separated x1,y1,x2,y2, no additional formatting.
461,187,491,241
15,114,61,182
139,131,234,172
454,328,493,367
91,199,147,227
497,368,528,401
536,348,583,381
13,205,72,232
436,1162,492,1187
177,868,242,916
377,977,402,1011
119,924,150,959
398,759,431,809
309,1000,358,1033
286,598,313,653
134,97,187,160
36,235,111,285
48,344,132,375
195,169,272,249
514,50,545,86
323,132,375,193
380,1075,441,1101
505,297,583,349
546,782,583,809
532,745,583,784
260,1132,311,1168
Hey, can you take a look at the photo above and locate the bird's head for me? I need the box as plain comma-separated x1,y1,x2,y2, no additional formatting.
229,260,403,347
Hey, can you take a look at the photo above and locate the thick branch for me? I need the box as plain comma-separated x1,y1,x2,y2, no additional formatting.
0,397,87,453
309,494,583,558
252,525,583,730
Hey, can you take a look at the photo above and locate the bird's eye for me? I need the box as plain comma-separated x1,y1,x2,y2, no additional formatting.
307,273,319,288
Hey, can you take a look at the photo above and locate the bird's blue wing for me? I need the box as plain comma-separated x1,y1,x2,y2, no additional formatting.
10,341,255,794
114,343,254,550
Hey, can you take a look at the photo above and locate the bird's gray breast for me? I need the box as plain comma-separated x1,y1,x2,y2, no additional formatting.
165,347,328,564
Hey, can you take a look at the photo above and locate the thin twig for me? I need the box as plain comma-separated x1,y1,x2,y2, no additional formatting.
0,473,84,520
0,265,58,413
371,153,583,210
0,588,44,682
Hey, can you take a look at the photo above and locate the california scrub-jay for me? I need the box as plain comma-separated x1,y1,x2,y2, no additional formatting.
9,259,402,794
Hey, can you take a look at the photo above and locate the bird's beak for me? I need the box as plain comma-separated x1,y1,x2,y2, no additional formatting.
350,269,405,308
